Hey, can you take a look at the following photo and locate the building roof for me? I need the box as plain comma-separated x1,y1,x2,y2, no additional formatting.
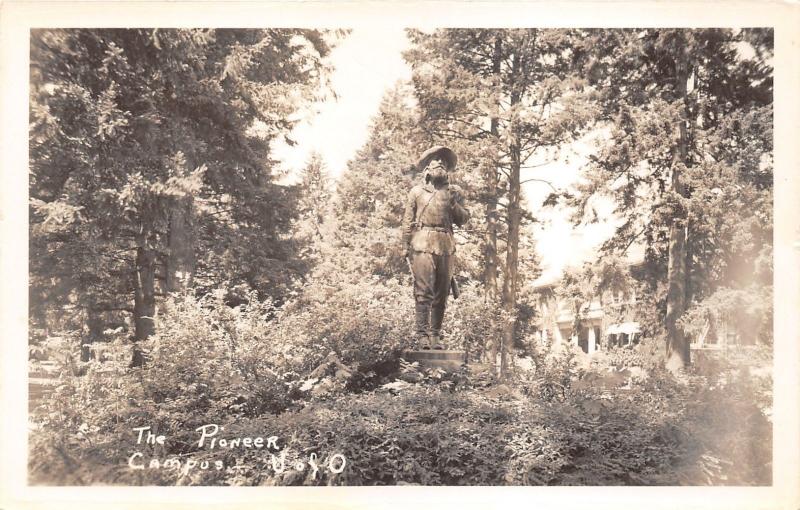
606,322,641,334
531,247,646,290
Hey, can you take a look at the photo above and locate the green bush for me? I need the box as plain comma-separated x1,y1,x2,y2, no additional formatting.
438,282,509,359
31,364,771,487
588,336,665,372
517,334,581,402
29,285,771,487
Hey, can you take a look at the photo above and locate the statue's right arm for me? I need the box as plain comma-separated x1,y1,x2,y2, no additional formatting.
401,187,418,249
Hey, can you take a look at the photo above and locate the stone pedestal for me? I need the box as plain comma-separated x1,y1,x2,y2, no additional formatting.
466,362,493,376
401,350,466,371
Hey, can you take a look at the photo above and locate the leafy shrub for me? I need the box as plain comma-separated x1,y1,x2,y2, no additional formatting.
29,285,772,487
518,334,581,402
276,276,411,375
588,336,665,372
440,282,509,359
678,286,773,345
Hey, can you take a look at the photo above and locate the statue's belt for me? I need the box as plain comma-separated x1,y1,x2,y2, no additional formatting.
412,224,452,233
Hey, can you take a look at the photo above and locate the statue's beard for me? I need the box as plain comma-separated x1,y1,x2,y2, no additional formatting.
428,168,449,185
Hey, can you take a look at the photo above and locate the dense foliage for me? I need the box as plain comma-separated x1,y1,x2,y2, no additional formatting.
29,28,336,360
565,29,773,367
30,302,771,485
28,28,773,487
405,29,594,373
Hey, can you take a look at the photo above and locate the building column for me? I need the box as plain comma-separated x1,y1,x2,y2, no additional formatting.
588,326,596,354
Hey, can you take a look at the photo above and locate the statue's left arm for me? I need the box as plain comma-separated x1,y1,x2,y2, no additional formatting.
449,185,470,226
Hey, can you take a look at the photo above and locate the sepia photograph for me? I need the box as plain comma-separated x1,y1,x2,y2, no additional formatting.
24,24,776,486
2,1,800,508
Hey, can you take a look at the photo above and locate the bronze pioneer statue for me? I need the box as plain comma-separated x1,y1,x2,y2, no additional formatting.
402,146,470,349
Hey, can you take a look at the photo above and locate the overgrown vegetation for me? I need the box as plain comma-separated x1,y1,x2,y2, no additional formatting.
28,28,773,487
29,290,771,486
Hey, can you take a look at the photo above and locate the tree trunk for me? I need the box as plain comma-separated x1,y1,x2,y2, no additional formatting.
483,139,499,298
483,36,503,370
501,142,522,379
166,197,195,293
685,218,693,306
665,221,689,370
498,49,523,380
133,228,156,367
483,35,502,301
81,306,103,362
665,52,692,372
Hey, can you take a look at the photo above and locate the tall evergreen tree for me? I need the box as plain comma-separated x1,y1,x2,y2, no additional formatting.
405,29,595,375
331,84,432,280
568,28,773,369
292,151,333,264
30,29,334,364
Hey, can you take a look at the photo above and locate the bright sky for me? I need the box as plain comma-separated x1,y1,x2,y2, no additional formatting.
272,28,625,285
522,133,629,284
272,27,412,180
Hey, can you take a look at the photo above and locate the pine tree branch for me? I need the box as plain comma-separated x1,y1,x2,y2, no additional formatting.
620,225,648,257
520,178,557,192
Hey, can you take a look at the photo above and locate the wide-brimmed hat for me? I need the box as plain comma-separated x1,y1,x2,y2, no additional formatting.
415,146,457,172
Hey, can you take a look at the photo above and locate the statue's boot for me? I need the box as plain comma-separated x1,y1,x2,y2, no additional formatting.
430,305,446,350
415,303,431,349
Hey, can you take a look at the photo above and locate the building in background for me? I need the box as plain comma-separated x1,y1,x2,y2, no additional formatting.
532,255,760,355
687,313,759,350
531,259,644,355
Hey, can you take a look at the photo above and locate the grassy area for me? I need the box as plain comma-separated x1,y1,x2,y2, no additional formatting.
28,342,771,486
